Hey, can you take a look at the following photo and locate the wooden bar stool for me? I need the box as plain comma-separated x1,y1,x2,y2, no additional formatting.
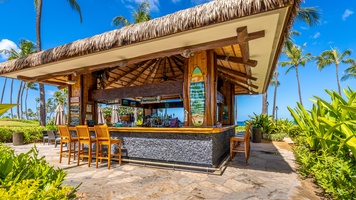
76,125,97,167
57,126,78,164
94,124,122,169
230,124,251,163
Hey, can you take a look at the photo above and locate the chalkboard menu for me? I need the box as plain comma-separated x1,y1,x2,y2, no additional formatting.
69,103,80,126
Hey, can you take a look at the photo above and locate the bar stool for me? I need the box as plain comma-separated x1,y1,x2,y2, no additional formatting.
94,124,122,169
230,124,251,163
57,126,78,164
76,125,97,167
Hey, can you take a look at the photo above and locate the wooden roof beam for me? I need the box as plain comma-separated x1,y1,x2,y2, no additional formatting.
218,71,258,89
217,65,257,81
125,59,156,87
236,27,265,62
216,55,257,67
218,74,255,93
17,75,69,88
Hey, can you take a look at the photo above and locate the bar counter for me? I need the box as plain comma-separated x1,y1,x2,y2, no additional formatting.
69,125,236,167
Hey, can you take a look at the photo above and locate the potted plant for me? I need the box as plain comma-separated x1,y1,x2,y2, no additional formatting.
247,113,268,143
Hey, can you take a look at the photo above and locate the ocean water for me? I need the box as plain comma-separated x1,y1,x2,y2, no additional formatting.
236,121,246,126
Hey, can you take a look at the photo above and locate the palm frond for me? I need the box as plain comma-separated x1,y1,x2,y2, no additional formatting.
112,16,130,28
67,0,83,23
296,7,321,27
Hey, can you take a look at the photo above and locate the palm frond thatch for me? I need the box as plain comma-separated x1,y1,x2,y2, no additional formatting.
0,0,301,75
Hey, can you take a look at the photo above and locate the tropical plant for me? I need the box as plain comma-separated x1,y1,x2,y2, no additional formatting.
34,0,82,126
317,48,356,96
0,144,80,198
288,88,356,156
280,43,313,106
296,7,321,27
112,1,151,28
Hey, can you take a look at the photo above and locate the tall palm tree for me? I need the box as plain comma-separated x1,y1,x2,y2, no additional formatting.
0,77,7,104
17,81,24,119
0,39,36,119
112,2,151,28
35,0,82,126
271,69,280,119
280,43,313,106
262,6,320,114
10,79,14,118
24,82,39,120
317,48,355,96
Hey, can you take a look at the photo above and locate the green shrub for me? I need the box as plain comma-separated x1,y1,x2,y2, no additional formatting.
289,88,356,199
263,132,288,141
0,127,48,143
0,144,80,199
294,146,356,199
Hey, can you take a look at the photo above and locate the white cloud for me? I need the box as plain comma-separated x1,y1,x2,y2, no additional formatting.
342,9,354,21
312,32,320,39
171,0,181,3
0,39,19,61
328,41,334,45
300,26,308,30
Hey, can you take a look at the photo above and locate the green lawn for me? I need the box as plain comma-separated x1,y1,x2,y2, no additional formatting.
0,120,39,127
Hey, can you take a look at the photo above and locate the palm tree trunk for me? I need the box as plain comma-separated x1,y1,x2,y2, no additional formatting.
25,88,29,120
272,68,278,119
10,79,14,118
335,63,342,96
36,0,46,125
16,81,23,119
0,77,7,104
295,65,303,106
20,84,26,119
262,92,267,115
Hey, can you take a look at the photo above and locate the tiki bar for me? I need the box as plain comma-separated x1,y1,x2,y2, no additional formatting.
0,0,300,170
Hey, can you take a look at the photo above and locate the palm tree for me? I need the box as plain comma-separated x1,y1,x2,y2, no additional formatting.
112,2,151,28
24,82,39,120
35,0,82,126
0,77,7,103
10,79,14,118
0,39,36,119
296,7,321,27
316,48,355,96
280,43,313,106
262,7,320,114
341,62,356,81
271,69,280,119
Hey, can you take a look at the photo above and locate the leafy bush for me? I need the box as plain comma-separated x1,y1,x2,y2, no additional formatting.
0,144,80,199
294,146,356,199
263,132,288,141
289,88,356,199
0,127,47,143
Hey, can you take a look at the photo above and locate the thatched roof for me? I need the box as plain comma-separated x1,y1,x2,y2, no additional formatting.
0,0,300,76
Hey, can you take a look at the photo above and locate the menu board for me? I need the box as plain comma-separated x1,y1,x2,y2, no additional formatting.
69,103,80,126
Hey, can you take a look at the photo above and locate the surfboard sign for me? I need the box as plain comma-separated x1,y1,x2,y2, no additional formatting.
190,67,205,126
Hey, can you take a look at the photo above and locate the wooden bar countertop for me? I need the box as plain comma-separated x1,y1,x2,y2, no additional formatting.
68,125,236,134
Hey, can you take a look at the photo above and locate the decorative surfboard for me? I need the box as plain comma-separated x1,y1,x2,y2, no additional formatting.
190,67,205,126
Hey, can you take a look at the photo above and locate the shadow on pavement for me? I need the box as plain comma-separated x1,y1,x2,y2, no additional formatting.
227,140,295,174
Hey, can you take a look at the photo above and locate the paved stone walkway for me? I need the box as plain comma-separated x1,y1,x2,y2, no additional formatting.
8,141,320,200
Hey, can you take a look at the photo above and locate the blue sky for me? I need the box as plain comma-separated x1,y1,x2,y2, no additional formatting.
0,0,356,121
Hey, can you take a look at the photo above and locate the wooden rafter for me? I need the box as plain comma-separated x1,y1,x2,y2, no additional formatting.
105,61,148,88
236,27,265,62
216,55,257,67
218,74,252,92
125,59,156,87
217,66,257,81
168,57,175,76
218,71,258,89
171,56,184,73
17,75,68,87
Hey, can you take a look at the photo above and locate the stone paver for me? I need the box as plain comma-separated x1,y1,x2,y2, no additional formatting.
7,141,320,200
